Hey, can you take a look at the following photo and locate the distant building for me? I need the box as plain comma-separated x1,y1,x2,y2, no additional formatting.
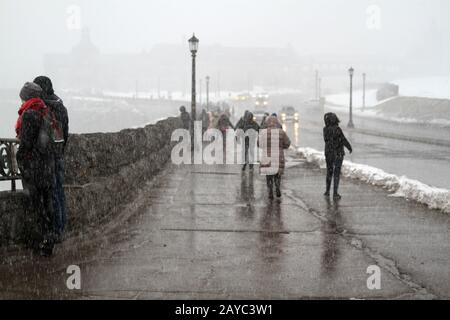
44,29,405,94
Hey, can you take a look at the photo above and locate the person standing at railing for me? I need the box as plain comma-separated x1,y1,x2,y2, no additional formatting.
15,82,56,256
33,76,69,243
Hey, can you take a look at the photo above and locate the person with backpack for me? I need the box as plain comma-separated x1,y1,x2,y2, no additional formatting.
33,76,68,242
15,82,56,256
323,112,352,199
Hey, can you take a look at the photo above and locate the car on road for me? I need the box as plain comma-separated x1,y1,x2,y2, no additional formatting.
280,106,299,122
255,93,269,110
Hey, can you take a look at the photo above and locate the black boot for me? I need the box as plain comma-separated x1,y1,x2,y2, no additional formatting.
324,177,331,197
333,173,341,200
242,163,247,171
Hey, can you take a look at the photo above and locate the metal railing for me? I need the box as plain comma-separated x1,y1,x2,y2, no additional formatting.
0,138,21,191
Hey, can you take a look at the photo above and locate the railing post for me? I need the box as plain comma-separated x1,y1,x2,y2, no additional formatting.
0,138,21,192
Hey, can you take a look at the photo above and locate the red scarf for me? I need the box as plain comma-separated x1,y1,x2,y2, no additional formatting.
15,98,48,137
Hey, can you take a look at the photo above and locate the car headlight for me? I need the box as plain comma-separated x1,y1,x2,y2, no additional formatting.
281,113,286,120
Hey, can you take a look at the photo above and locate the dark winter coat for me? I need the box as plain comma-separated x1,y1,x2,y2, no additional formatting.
16,102,55,189
201,110,210,129
323,125,352,158
180,111,191,130
217,114,234,133
236,112,260,132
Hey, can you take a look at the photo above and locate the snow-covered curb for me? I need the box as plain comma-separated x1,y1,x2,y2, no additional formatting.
297,147,450,214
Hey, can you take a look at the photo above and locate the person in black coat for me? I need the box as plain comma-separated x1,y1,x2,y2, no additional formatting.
323,112,352,199
34,76,69,242
179,106,191,130
236,111,260,171
16,82,56,256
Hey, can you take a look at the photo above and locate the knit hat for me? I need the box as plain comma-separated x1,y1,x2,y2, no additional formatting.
19,82,43,101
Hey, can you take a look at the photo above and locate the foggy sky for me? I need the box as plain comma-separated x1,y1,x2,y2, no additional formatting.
0,0,448,88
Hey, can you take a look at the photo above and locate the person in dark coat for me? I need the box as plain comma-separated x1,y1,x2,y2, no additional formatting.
179,106,191,130
34,76,68,242
236,111,260,171
323,112,352,199
200,109,210,134
260,112,270,129
16,82,56,256
234,110,249,130
217,112,234,157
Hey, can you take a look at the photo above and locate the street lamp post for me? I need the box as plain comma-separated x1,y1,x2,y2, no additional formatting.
206,76,210,111
199,79,203,107
348,67,355,128
189,33,199,126
362,73,366,112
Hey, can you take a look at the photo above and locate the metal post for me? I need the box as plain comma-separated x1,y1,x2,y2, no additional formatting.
315,70,319,100
206,76,210,111
318,77,322,99
191,52,197,129
348,71,355,128
362,73,366,112
199,79,202,107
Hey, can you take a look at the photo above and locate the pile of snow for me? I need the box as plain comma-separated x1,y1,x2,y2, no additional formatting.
326,89,383,109
297,147,450,214
392,77,450,100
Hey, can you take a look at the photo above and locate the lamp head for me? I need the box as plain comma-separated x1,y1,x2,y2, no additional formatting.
189,33,199,54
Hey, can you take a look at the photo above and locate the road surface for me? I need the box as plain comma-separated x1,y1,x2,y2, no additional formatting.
1,157,449,299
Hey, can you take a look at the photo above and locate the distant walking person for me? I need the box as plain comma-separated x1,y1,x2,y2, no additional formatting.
34,76,69,242
259,116,291,199
236,111,260,171
217,113,234,155
179,106,191,130
16,82,56,256
323,112,352,199
200,109,210,134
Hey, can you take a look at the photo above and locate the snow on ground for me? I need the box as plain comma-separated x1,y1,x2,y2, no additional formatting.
392,77,450,100
296,147,450,214
327,77,450,108
326,89,384,109
325,77,450,126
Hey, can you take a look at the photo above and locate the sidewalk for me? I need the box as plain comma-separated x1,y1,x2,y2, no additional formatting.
1,154,449,299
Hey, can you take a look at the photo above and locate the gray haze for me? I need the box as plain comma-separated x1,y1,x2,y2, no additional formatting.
1,0,449,90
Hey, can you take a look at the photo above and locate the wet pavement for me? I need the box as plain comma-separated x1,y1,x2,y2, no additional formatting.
1,156,450,299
